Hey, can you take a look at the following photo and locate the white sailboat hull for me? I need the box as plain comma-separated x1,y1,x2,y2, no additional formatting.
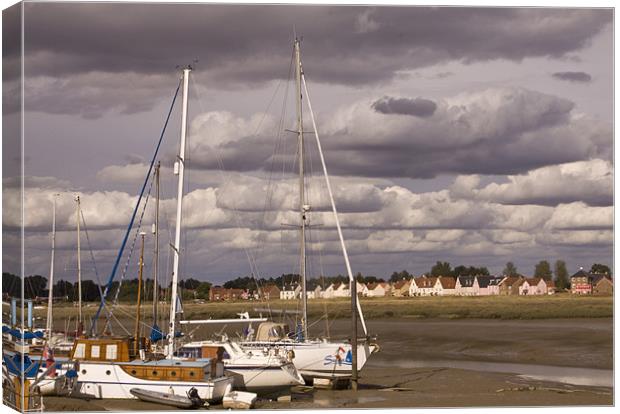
177,340,304,393
225,362,302,393
68,361,233,401
241,340,376,380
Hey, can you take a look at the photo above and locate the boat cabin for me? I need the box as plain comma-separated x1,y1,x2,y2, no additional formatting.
255,322,291,341
70,337,225,381
176,345,226,360
70,337,134,362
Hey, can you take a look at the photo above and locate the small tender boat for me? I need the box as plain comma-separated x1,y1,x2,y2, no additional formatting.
222,391,257,409
130,387,206,409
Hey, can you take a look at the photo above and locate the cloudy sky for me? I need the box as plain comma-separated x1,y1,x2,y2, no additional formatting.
2,2,613,287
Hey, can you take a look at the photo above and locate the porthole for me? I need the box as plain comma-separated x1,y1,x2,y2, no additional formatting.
81,369,87,374
189,371,195,377
106,370,111,375
152,370,158,376
170,371,177,377
131,370,137,375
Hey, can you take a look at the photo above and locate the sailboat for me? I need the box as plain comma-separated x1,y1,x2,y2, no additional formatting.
238,38,378,383
57,66,234,401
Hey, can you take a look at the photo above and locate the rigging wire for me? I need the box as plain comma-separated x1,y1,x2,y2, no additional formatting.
189,61,292,315
91,78,182,335
103,174,155,334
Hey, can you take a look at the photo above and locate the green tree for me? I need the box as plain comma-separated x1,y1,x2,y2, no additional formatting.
503,262,519,277
590,263,611,275
554,260,569,291
389,270,411,283
430,261,453,277
534,260,553,280
195,282,212,300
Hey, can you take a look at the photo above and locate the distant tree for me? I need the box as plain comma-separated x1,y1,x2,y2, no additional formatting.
389,270,411,283
590,263,611,275
81,280,101,302
503,262,519,277
430,261,453,277
534,260,553,280
554,260,569,291
54,280,75,301
181,278,201,290
195,282,212,300
453,265,489,277
2,272,21,297
24,275,47,299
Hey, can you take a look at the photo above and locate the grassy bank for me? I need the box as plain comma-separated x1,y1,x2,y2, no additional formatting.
17,294,613,321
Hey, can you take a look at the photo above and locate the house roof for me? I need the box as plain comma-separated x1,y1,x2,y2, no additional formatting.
571,269,592,279
437,277,456,289
393,279,411,290
475,276,495,288
592,274,612,285
457,276,475,287
415,277,437,288
524,277,544,286
499,276,522,287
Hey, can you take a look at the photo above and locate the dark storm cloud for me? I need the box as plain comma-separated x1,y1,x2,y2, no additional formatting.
372,96,437,117
14,4,611,87
552,71,593,82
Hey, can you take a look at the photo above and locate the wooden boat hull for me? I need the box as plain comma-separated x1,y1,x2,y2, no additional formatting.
67,361,233,401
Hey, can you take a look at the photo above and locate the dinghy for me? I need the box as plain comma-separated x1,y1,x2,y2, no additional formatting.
130,387,206,409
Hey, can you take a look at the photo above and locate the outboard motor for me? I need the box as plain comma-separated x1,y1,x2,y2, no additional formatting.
186,387,205,407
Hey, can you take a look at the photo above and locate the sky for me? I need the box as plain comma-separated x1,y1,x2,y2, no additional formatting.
1,2,614,287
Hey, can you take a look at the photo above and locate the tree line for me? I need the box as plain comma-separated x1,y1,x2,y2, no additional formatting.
2,261,611,301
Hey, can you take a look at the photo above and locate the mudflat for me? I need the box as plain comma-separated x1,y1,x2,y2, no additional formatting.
42,318,613,410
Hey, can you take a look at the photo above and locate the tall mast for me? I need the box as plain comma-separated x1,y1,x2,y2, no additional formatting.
135,232,146,356
294,38,308,340
153,162,160,325
46,194,58,336
76,195,83,335
168,66,191,358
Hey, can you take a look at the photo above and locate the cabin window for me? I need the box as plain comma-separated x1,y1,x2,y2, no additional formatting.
91,345,100,358
106,344,118,360
106,370,111,376
74,343,86,358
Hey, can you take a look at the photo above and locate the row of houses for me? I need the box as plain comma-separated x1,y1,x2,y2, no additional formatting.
208,270,612,301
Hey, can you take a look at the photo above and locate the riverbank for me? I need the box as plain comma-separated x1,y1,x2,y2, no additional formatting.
40,318,613,410
43,366,613,410
17,294,613,324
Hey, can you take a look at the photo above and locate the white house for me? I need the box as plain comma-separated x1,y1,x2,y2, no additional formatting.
519,277,548,295
366,282,388,297
434,276,456,296
486,277,504,295
333,282,350,298
280,283,301,300
322,283,335,299
455,276,476,296
357,282,369,296
409,276,438,296
308,285,323,299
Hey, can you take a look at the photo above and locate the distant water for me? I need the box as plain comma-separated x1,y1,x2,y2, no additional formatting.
379,359,613,388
